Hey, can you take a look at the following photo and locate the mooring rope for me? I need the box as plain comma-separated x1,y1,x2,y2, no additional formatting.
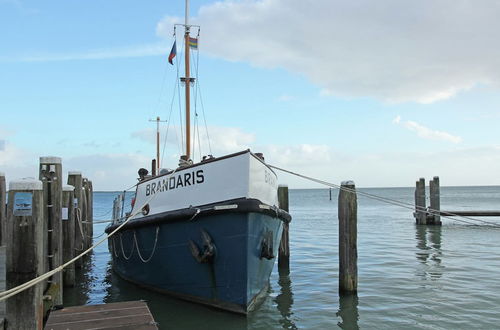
268,164,500,228
134,227,160,263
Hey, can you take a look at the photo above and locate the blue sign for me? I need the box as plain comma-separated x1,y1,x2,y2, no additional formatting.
13,192,33,216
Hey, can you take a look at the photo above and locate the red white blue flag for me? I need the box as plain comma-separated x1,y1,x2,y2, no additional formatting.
168,41,177,65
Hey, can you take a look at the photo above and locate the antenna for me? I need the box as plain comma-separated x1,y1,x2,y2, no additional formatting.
149,116,168,173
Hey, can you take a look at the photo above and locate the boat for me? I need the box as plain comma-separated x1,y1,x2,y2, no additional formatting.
105,0,291,314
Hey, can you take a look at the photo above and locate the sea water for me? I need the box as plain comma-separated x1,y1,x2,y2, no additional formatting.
63,186,500,329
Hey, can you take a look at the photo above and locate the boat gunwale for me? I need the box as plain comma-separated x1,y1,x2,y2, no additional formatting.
105,198,291,233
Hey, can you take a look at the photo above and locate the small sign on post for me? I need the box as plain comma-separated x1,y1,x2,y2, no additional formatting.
13,192,33,217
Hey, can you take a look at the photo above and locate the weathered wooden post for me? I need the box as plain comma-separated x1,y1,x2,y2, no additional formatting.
114,194,122,221
0,172,6,246
39,156,63,306
339,181,357,293
87,180,93,246
81,180,88,250
278,185,290,269
6,179,45,329
414,178,426,225
62,185,75,287
67,172,83,268
429,176,441,225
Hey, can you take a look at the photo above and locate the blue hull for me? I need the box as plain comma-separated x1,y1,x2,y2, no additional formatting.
108,211,284,313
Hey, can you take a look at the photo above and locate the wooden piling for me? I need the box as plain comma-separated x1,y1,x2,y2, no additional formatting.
414,178,426,225
113,194,122,221
6,179,45,330
278,185,290,269
81,180,88,250
39,156,63,306
338,181,357,293
0,172,6,246
87,180,93,246
67,172,83,268
429,176,441,225
62,185,75,287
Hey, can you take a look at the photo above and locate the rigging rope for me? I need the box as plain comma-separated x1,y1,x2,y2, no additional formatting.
268,164,500,228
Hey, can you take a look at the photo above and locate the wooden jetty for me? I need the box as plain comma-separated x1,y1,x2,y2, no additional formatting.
45,301,158,330
0,157,99,329
414,176,500,225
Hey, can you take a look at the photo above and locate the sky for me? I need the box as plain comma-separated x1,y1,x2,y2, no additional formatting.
1,0,500,190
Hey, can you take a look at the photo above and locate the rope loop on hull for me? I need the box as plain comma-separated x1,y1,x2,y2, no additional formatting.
134,227,160,263
119,232,135,260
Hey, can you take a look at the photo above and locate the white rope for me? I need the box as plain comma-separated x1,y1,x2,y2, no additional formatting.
119,232,135,260
268,164,500,228
0,167,180,302
134,227,160,263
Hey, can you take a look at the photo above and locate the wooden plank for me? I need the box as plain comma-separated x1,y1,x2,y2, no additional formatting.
52,301,145,314
48,306,150,322
45,314,155,330
45,301,158,330
440,211,500,217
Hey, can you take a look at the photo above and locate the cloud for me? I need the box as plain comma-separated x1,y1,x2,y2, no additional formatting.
393,116,462,143
1,43,169,63
157,0,500,103
64,153,150,190
132,125,255,160
262,144,500,188
277,94,294,102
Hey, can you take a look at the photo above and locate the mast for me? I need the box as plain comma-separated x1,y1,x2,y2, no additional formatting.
149,116,167,172
184,0,191,160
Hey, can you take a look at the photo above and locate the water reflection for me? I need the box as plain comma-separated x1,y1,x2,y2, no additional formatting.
62,253,93,306
275,267,297,330
415,226,443,280
337,293,359,330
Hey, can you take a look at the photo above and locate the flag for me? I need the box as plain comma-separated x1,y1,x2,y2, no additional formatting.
189,37,198,49
168,41,176,65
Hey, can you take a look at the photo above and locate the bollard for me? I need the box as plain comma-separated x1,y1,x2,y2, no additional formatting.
429,176,441,225
414,178,426,225
278,185,290,269
67,172,83,268
62,185,75,287
39,156,63,306
6,179,44,329
339,181,357,293
0,172,5,246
